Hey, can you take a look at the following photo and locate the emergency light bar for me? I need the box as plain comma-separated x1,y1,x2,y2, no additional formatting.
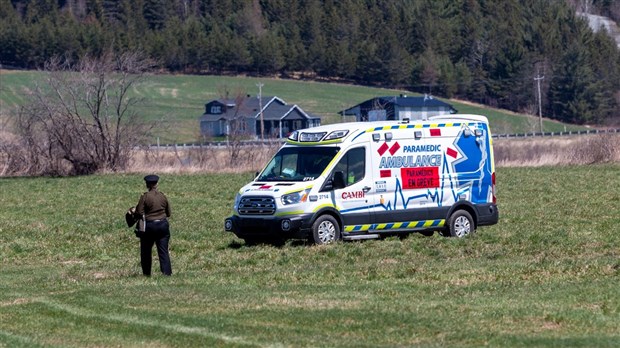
289,130,348,142
299,132,326,142
324,130,348,140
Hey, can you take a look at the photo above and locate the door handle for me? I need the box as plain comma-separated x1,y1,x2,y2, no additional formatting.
362,186,371,192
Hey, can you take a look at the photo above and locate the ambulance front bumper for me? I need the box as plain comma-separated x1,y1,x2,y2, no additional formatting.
224,214,314,240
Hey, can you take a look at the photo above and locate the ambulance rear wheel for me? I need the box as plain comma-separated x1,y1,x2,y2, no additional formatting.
311,215,340,244
446,210,474,238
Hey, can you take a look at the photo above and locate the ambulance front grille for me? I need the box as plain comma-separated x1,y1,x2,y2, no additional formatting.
238,196,276,215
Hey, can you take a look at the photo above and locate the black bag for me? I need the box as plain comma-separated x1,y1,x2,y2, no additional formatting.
125,207,138,227
126,207,145,238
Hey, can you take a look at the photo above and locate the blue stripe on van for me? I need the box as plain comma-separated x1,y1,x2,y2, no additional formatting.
344,219,445,233
350,122,478,142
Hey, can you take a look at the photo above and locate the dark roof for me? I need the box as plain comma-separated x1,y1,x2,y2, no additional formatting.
342,95,456,115
382,95,454,108
200,96,319,122
263,103,320,121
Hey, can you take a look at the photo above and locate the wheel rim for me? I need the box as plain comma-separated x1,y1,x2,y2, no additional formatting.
454,216,471,237
317,220,336,244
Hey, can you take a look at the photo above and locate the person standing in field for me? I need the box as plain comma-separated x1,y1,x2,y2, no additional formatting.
136,174,172,276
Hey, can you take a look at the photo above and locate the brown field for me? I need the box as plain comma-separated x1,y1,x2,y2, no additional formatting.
125,134,620,174
1,134,618,176
493,134,620,167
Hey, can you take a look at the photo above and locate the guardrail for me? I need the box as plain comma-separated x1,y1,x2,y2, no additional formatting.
149,140,284,149
492,128,619,139
149,128,620,148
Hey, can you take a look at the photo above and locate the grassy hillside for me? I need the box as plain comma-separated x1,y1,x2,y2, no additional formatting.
0,70,585,143
0,165,618,347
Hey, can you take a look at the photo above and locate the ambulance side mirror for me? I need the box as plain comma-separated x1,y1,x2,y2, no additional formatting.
332,171,346,190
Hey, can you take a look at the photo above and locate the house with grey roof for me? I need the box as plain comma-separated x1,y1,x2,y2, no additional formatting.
199,96,321,139
341,94,457,122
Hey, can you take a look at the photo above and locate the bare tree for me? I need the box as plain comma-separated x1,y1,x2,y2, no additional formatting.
15,52,154,175
226,92,253,166
368,98,390,121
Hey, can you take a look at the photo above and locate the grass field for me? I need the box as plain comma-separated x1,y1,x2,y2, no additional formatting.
0,165,618,347
0,70,584,143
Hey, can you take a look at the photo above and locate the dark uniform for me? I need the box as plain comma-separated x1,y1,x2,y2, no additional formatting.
136,175,172,276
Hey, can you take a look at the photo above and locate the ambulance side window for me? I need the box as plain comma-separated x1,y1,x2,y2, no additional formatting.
334,147,365,186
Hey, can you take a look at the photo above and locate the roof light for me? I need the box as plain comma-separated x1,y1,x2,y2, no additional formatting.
299,132,327,142
324,130,348,141
288,131,299,141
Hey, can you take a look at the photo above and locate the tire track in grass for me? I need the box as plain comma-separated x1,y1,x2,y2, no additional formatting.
36,298,283,348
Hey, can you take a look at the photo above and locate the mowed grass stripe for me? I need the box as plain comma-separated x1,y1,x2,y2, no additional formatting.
36,298,262,347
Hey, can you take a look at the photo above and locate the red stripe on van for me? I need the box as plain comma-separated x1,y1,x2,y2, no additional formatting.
389,141,400,155
377,142,389,156
447,147,458,158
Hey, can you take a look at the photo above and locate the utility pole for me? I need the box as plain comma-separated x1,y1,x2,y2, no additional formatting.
534,72,544,133
256,82,264,140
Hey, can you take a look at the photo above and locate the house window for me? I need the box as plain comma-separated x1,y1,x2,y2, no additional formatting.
211,105,221,114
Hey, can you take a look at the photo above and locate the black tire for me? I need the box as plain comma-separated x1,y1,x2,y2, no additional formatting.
311,215,340,244
446,210,475,238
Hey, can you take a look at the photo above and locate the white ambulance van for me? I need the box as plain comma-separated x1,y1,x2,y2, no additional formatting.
225,114,498,244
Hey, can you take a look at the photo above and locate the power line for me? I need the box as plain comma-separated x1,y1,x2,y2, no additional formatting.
256,82,264,140
534,72,545,132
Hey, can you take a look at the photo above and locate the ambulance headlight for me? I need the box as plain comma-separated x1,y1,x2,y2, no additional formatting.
281,189,310,205
233,193,241,209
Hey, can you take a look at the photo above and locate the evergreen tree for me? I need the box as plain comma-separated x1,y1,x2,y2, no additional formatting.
1,0,618,123
485,0,531,110
143,0,168,30
0,0,27,66
437,56,458,98
102,0,128,27
24,0,58,23
251,31,284,74
549,42,597,124
85,0,104,22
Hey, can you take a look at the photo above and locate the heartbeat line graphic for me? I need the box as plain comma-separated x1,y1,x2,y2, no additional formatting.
376,154,469,211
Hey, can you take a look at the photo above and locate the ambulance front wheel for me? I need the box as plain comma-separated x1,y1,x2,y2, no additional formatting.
446,210,475,238
311,215,340,244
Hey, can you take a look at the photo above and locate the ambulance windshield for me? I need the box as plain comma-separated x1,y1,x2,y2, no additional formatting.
258,146,340,182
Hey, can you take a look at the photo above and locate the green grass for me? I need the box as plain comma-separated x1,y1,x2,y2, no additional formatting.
0,165,618,347
0,70,585,143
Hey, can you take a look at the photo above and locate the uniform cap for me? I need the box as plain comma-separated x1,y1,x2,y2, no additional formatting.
144,174,159,183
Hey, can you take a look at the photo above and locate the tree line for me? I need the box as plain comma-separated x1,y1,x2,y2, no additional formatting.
1,0,620,125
